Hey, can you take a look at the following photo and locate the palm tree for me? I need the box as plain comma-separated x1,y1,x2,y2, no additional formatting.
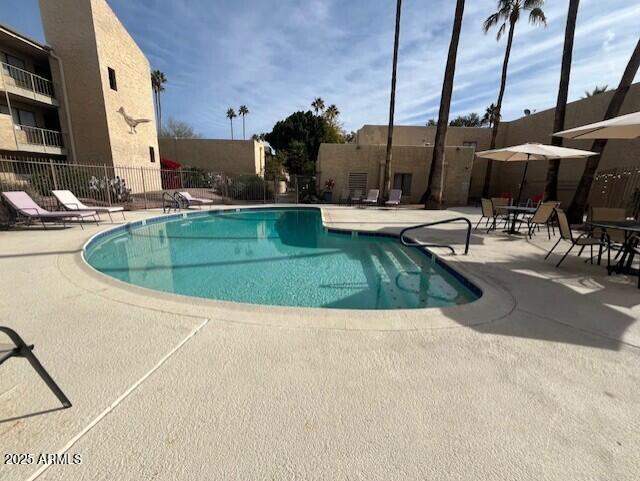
544,0,580,201
151,70,167,134
382,0,403,203
324,104,340,125
425,0,466,209
311,98,325,115
582,85,609,98
482,103,500,128
481,0,547,197
238,105,249,140
226,108,237,140
568,38,640,223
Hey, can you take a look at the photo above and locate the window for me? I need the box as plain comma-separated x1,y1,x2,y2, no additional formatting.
108,67,117,91
393,173,412,195
5,53,25,69
11,108,37,127
0,104,9,115
149,146,156,163
347,172,368,197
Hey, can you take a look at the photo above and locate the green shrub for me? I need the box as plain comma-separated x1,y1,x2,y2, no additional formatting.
228,175,271,201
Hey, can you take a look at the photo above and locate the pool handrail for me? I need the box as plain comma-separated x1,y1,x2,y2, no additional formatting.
399,217,472,255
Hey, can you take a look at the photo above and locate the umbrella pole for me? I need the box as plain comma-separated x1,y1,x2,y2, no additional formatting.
515,155,530,206
507,155,530,234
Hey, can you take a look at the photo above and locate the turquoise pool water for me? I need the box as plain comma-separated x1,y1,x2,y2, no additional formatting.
85,208,480,309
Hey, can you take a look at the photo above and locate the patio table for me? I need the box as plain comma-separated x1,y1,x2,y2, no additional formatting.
499,206,537,235
589,220,640,283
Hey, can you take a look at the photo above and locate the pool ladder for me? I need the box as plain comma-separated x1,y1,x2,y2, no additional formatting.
399,217,472,255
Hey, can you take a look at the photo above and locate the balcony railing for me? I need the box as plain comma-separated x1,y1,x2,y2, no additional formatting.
1,62,55,99
15,124,64,150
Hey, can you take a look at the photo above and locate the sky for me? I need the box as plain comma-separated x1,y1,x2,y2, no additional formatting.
1,0,639,139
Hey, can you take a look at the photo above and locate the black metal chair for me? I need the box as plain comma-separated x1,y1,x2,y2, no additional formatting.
0,326,71,409
545,209,610,268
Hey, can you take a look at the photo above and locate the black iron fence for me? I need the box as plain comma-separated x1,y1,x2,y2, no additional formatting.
0,158,308,211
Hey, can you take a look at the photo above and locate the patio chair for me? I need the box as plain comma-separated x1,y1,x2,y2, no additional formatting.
162,191,182,213
1,191,98,230
385,189,402,207
175,191,214,209
0,326,71,409
361,189,380,206
52,189,125,222
589,207,627,260
475,198,495,231
350,189,363,205
339,188,350,205
544,209,610,268
521,201,560,239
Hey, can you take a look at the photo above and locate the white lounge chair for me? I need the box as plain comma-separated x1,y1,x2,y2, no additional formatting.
361,189,379,206
52,189,125,222
2,191,98,229
175,191,214,208
385,189,402,207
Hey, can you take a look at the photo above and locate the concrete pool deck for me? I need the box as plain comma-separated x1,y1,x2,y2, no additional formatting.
1,205,639,480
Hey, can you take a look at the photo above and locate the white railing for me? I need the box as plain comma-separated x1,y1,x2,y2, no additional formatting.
1,62,55,99
15,125,64,148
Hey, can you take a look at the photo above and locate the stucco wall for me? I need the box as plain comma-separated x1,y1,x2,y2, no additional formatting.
158,138,265,175
0,113,16,151
39,0,111,166
317,143,473,206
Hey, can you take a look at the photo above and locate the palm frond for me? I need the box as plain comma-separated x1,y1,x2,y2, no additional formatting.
482,13,501,33
528,7,547,26
523,0,545,10
496,22,507,40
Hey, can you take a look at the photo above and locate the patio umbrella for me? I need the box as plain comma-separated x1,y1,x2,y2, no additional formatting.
475,143,597,206
553,111,640,140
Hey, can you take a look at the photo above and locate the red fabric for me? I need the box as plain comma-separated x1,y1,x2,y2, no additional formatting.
161,158,181,170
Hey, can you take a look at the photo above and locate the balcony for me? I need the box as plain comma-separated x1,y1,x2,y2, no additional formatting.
0,62,58,107
15,124,66,155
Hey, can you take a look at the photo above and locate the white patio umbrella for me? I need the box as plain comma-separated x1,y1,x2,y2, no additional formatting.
553,111,640,140
476,142,598,206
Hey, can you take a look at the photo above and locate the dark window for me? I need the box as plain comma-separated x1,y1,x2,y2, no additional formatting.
5,53,25,69
393,173,412,195
108,67,117,91
149,146,156,163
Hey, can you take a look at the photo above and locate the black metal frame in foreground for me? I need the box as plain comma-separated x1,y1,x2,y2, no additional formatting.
0,326,71,409
400,217,472,255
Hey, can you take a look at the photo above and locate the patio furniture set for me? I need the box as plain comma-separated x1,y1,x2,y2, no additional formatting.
340,188,402,207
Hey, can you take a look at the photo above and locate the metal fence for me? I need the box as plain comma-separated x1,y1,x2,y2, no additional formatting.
0,158,310,211
591,166,640,217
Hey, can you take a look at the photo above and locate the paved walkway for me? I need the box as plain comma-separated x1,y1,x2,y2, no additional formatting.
1,206,638,480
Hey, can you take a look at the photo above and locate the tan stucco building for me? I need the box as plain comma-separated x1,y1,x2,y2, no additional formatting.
334,83,640,206
159,138,266,175
0,0,159,175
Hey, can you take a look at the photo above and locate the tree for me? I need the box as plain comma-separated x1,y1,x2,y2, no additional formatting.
264,110,343,175
311,98,325,115
568,38,640,223
226,108,237,140
151,70,167,135
239,105,250,140
324,104,340,126
544,0,580,201
482,103,500,128
582,85,609,98
425,0,466,208
481,0,547,197
449,112,482,127
382,0,403,202
160,117,201,138
426,118,437,127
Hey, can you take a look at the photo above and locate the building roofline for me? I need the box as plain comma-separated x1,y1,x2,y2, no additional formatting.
0,22,51,52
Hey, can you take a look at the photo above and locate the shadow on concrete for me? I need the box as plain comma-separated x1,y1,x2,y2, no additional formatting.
0,406,68,424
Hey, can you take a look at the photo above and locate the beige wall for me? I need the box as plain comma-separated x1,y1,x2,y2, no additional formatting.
39,0,159,172
0,113,16,151
159,138,265,175
317,143,473,206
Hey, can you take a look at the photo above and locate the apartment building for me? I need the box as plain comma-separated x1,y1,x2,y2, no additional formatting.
320,83,640,206
0,0,159,174
0,24,67,160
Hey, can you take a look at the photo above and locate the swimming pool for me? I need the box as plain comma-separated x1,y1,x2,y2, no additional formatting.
84,208,480,310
